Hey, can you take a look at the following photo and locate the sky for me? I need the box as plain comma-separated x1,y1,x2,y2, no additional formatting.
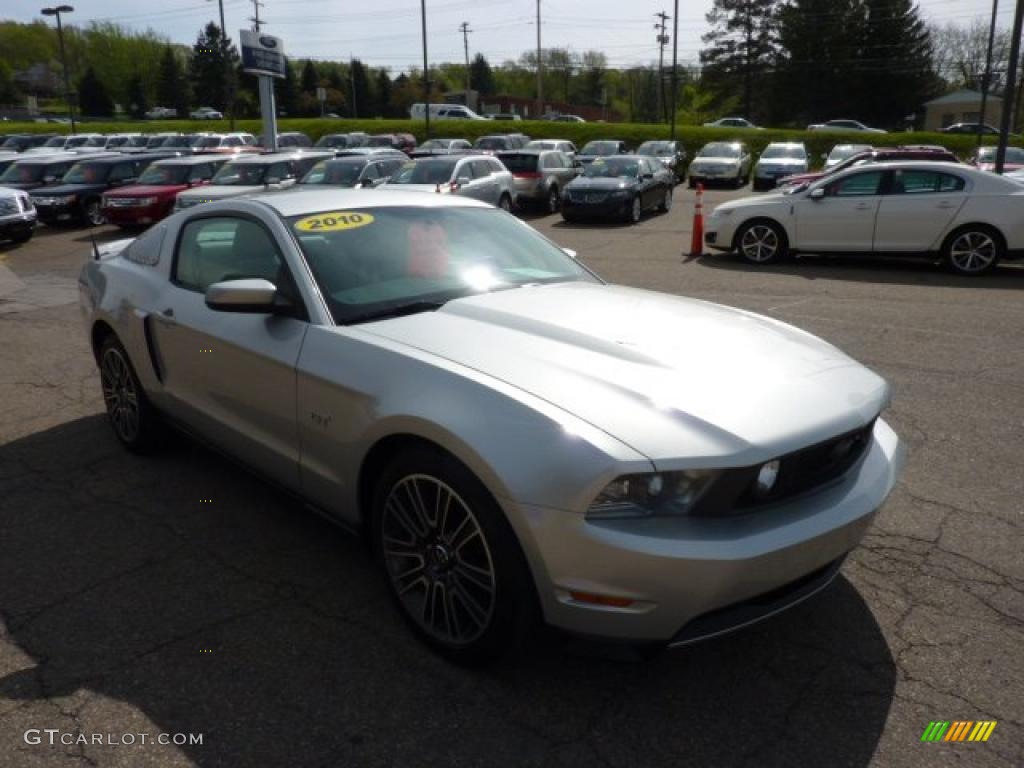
1,0,1015,72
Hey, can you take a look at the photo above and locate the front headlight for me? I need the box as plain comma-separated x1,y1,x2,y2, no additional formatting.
586,470,718,519
610,188,632,198
138,196,159,206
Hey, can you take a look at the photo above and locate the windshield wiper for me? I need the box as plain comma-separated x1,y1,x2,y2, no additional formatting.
343,300,447,325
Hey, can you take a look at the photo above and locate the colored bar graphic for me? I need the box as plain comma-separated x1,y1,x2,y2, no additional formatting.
921,721,996,743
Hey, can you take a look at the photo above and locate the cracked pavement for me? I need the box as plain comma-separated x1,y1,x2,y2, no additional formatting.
1,196,1022,767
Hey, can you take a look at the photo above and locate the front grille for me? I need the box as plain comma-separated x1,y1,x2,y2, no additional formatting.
690,419,877,517
106,197,142,207
571,191,607,203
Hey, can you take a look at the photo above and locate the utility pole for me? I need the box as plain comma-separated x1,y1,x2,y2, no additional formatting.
41,5,75,133
535,0,543,118
670,0,678,139
249,0,263,31
459,21,472,93
978,0,999,149
996,0,1024,173
421,0,430,138
655,10,670,124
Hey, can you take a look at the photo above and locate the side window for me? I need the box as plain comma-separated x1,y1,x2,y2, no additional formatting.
470,159,492,179
268,161,293,180
938,173,966,192
188,163,213,182
488,158,504,174
108,163,135,182
891,170,942,195
175,217,286,293
828,171,884,197
362,162,380,181
224,136,241,147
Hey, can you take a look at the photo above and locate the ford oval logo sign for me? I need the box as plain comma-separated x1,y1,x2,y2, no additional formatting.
260,36,277,48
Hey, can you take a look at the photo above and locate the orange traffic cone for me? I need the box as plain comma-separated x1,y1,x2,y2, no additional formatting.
688,183,705,258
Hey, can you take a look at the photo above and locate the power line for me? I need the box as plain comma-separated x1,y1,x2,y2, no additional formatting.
459,21,472,91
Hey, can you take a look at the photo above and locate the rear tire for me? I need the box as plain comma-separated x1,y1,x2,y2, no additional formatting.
372,446,538,665
546,186,560,214
944,226,1002,275
498,194,513,213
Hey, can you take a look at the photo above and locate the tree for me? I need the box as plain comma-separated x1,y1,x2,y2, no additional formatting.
701,0,780,121
300,59,318,94
274,57,299,116
349,58,371,117
156,46,189,116
78,66,114,116
856,0,935,126
929,19,1010,93
189,22,238,111
0,60,20,104
375,69,393,117
578,51,607,105
125,73,148,118
469,53,496,95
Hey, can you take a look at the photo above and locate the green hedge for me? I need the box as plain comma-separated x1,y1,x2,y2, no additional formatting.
4,117,1017,168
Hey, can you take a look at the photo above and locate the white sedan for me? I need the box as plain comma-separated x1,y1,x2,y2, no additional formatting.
704,161,1024,275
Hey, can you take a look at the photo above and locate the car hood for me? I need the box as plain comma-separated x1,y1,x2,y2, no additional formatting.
359,282,888,466
691,156,741,165
105,184,186,198
714,191,791,213
30,183,104,196
756,158,806,168
566,177,637,191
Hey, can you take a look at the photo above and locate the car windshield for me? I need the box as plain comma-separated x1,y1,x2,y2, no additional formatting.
192,137,222,148
315,135,348,148
698,143,741,158
211,162,272,185
137,164,190,185
475,138,510,150
390,159,458,185
106,137,129,148
761,146,805,159
126,136,149,147
829,145,870,162
43,137,66,147
418,140,448,151
62,162,111,184
163,136,194,148
977,146,1024,163
66,136,92,147
0,162,47,184
288,206,596,324
581,141,618,156
366,136,394,147
301,160,362,186
582,157,640,178
637,141,674,156
526,141,555,150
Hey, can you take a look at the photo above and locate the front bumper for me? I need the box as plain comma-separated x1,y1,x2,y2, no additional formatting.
513,178,546,201
0,211,37,239
101,201,166,227
562,193,632,218
689,167,740,183
505,417,903,644
32,199,80,224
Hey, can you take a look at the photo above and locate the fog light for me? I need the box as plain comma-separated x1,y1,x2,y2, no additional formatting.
569,591,634,608
755,459,780,496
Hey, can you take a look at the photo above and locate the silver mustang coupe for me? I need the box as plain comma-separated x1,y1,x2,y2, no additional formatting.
79,189,904,662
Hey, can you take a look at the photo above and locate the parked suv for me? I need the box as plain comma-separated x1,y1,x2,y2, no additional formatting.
752,142,809,190
30,133,106,153
101,155,230,228
174,150,334,210
30,152,175,226
0,187,36,244
314,132,369,150
497,149,579,213
190,133,260,154
637,140,687,184
474,135,529,153
257,132,313,149
383,155,517,210
0,152,92,192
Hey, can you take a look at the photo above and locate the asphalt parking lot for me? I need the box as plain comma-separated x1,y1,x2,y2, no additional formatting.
1,187,1022,768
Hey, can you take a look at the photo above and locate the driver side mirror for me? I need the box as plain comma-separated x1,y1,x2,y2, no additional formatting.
809,188,825,200
456,174,471,187
205,278,281,313
641,172,654,180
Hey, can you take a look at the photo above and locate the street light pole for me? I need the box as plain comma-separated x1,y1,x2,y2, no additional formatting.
670,0,679,140
977,0,999,149
995,0,1024,173
41,5,76,134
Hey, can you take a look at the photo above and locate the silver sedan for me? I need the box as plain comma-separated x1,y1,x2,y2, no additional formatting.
79,189,904,662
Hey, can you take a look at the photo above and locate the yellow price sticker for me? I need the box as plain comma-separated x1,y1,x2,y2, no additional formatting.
294,211,375,232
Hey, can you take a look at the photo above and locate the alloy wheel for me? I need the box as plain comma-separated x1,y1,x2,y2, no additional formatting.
499,195,512,212
547,187,559,213
949,231,996,274
86,200,105,226
381,473,497,646
739,224,780,262
100,347,140,442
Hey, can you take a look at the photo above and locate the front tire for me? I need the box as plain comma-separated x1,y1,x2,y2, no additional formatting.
98,335,162,453
84,198,105,226
659,186,673,213
545,186,560,214
498,193,513,213
944,227,1002,275
627,195,642,224
372,447,537,664
735,219,787,264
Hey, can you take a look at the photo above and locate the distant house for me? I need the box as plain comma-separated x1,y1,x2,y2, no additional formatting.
923,89,1003,131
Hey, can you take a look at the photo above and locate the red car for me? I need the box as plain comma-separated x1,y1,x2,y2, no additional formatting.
778,146,960,188
101,155,229,228
970,145,1024,173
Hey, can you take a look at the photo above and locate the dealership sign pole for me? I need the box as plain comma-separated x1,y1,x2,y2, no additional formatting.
241,29,286,152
